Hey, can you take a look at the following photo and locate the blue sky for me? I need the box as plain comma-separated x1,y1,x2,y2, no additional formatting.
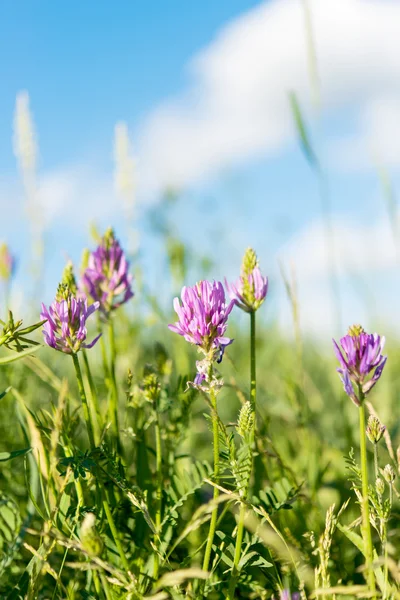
2,0,400,339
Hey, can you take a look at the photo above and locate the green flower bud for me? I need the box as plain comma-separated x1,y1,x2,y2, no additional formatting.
236,401,254,439
366,415,386,445
347,324,365,337
375,477,385,496
382,464,396,484
80,513,104,557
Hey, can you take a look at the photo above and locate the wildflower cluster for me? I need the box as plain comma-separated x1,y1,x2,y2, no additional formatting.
80,228,134,317
225,247,268,312
333,324,387,405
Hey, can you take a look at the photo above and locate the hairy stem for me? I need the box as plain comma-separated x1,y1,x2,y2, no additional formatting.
103,488,130,572
109,319,121,449
358,397,376,598
82,350,101,445
72,352,128,572
71,352,96,450
153,410,163,580
229,310,257,598
202,380,220,575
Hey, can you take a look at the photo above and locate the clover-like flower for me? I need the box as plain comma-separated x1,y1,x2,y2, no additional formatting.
225,247,268,312
169,280,234,364
80,228,133,316
333,324,387,405
40,291,101,354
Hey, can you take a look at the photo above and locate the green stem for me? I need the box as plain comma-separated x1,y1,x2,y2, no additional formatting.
108,320,121,448
71,353,96,450
202,384,220,575
72,353,128,573
373,444,379,481
82,351,102,444
250,310,256,417
100,570,113,600
358,398,376,598
103,489,130,572
153,411,163,581
229,310,257,598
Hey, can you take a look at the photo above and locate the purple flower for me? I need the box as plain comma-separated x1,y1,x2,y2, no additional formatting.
333,325,387,404
80,229,133,316
225,248,268,312
279,591,301,600
168,280,234,361
40,295,101,354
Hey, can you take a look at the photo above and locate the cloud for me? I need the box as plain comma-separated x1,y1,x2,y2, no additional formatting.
275,213,400,337
277,214,398,280
0,165,122,231
137,0,400,195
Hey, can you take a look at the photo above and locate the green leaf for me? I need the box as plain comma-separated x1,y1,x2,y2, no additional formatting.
0,448,31,462
0,344,43,365
0,387,11,401
289,91,319,169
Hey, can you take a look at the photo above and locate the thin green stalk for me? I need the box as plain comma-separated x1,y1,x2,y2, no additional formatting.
72,352,128,573
71,353,96,450
250,311,256,417
202,385,220,574
82,350,102,444
373,444,379,481
103,489,130,572
108,319,121,448
229,310,257,598
153,411,163,580
100,572,113,600
93,570,102,597
358,396,376,598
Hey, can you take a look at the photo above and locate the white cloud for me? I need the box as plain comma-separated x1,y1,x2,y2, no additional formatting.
277,214,398,281
0,165,121,231
137,0,400,194
275,213,400,337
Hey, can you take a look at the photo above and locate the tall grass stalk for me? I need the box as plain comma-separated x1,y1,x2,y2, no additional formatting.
358,392,376,598
72,352,129,573
153,410,163,580
202,375,220,576
229,311,257,599
108,319,121,450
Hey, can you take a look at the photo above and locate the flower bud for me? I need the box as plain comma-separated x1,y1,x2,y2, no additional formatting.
375,477,385,496
236,401,254,439
382,464,396,484
366,415,386,445
80,512,104,557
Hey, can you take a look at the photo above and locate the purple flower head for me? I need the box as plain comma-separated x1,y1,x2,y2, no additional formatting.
40,291,101,354
333,324,387,404
168,280,234,363
225,248,268,312
279,591,301,600
80,228,133,317
0,243,16,282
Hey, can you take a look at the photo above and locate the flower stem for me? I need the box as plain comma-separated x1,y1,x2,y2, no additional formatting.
108,319,121,449
82,350,101,444
358,397,376,598
229,310,256,598
71,353,96,450
72,352,128,573
102,490,130,572
373,444,379,481
202,384,220,575
153,411,163,581
250,310,256,416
